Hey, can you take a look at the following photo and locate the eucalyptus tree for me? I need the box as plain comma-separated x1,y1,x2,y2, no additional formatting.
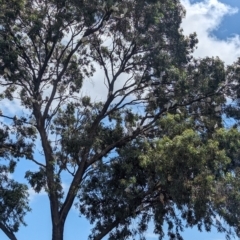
0,0,239,240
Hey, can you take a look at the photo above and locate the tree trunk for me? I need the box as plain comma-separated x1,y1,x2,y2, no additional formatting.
36,120,63,240
52,221,64,240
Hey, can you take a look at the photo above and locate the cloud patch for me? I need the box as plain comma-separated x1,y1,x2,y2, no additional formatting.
28,187,47,202
181,0,240,65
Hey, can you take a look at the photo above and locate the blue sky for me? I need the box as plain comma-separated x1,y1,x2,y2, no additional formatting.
1,0,240,239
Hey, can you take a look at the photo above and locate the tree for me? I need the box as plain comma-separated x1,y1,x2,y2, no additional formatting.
0,124,31,240
0,0,239,239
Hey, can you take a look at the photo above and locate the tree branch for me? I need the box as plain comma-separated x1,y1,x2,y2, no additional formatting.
93,220,119,240
0,223,18,240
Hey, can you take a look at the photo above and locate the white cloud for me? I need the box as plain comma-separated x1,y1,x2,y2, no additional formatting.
28,187,46,202
28,182,72,202
181,0,240,65
0,96,23,116
80,63,108,102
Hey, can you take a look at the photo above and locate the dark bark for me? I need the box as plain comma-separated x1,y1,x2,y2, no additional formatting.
0,223,18,240
36,116,61,240
52,221,64,240
59,162,86,224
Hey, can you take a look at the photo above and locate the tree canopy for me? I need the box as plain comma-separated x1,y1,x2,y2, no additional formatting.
0,0,240,240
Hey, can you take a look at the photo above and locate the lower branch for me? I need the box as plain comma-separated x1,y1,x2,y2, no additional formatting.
93,220,119,240
0,223,18,240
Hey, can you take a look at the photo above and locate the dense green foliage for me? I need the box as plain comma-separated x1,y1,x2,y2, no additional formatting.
0,0,239,239
79,115,240,239
0,126,30,240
